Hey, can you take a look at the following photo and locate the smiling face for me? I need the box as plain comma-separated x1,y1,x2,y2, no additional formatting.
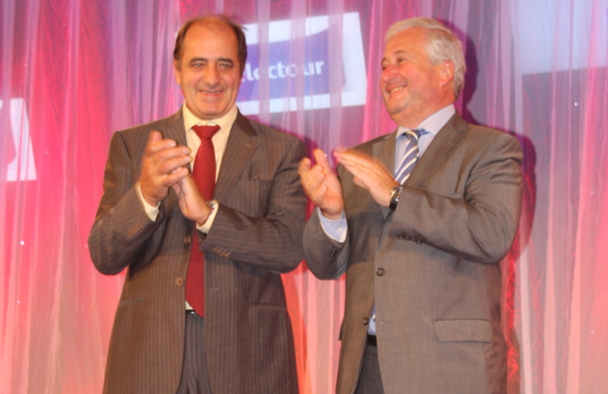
173,20,241,120
380,27,455,128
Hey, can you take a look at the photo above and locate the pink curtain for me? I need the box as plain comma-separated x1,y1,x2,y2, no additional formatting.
1,0,607,392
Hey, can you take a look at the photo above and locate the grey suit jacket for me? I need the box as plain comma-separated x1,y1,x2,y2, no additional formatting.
89,109,306,393
304,113,522,394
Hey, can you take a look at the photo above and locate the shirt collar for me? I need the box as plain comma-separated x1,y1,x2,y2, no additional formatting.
396,104,456,138
182,104,239,136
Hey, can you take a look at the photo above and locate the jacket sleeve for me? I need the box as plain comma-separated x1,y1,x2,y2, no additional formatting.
88,131,166,275
202,138,308,273
302,208,349,280
389,132,523,264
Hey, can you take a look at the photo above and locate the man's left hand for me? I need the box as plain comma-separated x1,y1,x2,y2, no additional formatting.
172,175,212,225
335,149,399,207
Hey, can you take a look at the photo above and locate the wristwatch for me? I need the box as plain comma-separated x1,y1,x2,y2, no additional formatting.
195,200,218,227
389,186,402,211
206,200,218,211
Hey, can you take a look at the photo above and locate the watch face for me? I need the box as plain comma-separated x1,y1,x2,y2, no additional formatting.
391,186,402,202
389,187,401,212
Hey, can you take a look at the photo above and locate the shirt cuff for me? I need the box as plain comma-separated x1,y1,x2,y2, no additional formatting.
317,207,347,243
196,200,219,234
137,182,160,221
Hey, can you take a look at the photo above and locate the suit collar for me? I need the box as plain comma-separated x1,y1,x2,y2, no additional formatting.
372,133,397,174
169,108,259,204
159,110,187,214
370,134,397,220
372,112,467,219
161,110,188,147
213,111,259,203
407,112,468,187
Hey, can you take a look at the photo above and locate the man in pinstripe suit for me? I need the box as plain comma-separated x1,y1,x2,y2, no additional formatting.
89,15,305,393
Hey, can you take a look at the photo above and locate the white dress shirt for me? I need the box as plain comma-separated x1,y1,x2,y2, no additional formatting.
137,104,239,233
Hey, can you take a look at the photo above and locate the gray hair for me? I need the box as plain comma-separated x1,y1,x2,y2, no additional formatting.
385,18,466,99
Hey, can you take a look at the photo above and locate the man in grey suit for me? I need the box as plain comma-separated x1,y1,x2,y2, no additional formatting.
89,15,305,393
299,17,522,393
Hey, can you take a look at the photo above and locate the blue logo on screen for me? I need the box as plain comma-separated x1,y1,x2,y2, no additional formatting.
235,12,366,114
238,29,333,100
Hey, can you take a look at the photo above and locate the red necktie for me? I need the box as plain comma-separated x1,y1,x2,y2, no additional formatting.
185,124,220,316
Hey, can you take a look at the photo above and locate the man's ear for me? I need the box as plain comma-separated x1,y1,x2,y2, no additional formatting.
173,59,181,85
439,60,455,86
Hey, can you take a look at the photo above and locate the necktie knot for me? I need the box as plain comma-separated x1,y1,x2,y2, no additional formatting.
405,128,426,141
193,124,220,140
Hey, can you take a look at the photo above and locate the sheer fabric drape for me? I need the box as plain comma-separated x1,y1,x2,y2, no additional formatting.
1,0,606,392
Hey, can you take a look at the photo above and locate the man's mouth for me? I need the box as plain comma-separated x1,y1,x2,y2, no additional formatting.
389,85,406,94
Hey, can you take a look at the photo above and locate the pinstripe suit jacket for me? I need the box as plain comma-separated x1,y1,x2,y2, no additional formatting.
304,113,523,394
89,109,305,393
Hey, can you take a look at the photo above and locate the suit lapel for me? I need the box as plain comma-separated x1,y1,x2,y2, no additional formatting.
372,132,397,219
161,110,188,148
372,132,397,174
158,110,187,216
407,113,468,187
214,112,259,203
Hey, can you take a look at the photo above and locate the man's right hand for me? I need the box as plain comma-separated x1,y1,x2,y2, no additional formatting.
298,148,344,220
139,131,191,207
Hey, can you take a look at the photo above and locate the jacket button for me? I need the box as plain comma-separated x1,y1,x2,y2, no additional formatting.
376,268,385,276
415,240,422,244
362,317,370,325
184,235,192,244
175,277,184,287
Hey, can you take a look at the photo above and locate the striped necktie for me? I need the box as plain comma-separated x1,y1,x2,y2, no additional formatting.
394,128,426,184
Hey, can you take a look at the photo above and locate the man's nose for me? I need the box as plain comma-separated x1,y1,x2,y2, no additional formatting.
203,66,220,85
381,65,397,81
